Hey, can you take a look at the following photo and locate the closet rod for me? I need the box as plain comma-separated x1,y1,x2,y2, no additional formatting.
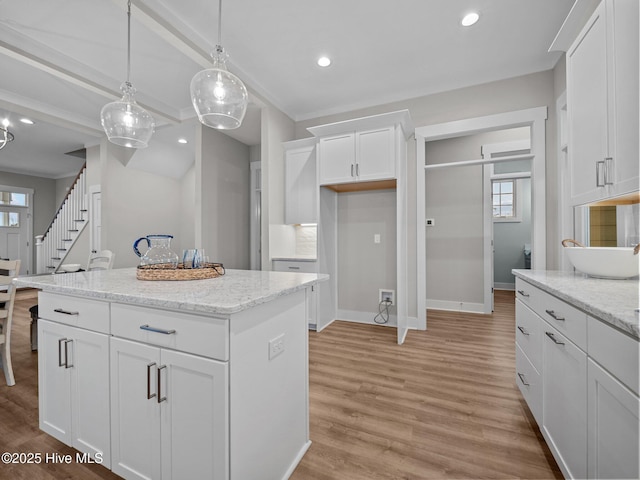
424,153,534,170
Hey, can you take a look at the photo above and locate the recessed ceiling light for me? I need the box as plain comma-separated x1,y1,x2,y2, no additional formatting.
317,56,331,67
178,138,188,144
20,118,35,125
461,12,480,27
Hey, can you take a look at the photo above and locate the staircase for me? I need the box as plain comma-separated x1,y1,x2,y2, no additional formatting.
35,165,88,274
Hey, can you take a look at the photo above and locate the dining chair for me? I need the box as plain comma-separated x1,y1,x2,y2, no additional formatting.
0,259,21,386
87,250,115,271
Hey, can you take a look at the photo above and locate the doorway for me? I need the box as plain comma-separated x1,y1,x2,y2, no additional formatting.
0,186,33,275
416,106,547,329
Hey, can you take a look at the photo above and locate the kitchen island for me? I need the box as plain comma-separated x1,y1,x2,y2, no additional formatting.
15,268,328,480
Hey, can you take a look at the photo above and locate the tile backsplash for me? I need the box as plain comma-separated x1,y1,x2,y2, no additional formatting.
295,225,317,257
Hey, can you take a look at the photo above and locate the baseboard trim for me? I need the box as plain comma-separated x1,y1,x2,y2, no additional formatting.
494,282,515,291
426,299,486,314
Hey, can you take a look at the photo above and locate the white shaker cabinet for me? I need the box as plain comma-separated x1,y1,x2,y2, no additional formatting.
38,317,111,467
567,0,639,205
318,126,395,186
110,337,228,480
284,138,317,225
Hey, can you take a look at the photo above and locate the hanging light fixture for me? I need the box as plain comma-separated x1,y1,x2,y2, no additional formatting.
0,119,14,151
190,0,248,130
100,0,155,148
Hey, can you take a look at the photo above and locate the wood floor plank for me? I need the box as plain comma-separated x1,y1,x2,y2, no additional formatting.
0,289,561,479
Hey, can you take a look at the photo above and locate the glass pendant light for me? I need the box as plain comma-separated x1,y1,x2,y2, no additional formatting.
101,0,155,148
190,0,248,130
0,119,14,151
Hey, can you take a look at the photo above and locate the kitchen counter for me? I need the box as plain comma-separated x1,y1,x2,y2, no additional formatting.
14,267,328,316
512,269,639,339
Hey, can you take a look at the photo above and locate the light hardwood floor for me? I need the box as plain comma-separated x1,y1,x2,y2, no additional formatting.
1,289,560,479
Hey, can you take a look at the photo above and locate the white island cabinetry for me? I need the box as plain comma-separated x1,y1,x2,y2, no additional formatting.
17,268,326,480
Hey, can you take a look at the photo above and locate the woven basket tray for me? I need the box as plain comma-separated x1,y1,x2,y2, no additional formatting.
136,263,225,281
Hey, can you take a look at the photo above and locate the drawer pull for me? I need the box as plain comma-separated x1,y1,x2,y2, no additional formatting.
545,331,565,345
140,325,176,335
517,325,529,336
288,266,301,270
545,309,565,321
517,290,529,298
147,363,157,400
157,365,167,403
517,372,530,386
54,308,79,316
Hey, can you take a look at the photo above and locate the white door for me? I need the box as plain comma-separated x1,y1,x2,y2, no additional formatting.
0,204,31,275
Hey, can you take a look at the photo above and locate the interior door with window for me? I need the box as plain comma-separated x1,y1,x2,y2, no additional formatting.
0,188,33,275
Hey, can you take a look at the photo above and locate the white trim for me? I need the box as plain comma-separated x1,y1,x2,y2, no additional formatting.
337,309,397,327
425,300,486,314
424,153,533,170
416,107,547,329
494,282,516,291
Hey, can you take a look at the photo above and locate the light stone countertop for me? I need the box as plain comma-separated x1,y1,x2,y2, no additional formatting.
14,268,328,316
513,269,639,340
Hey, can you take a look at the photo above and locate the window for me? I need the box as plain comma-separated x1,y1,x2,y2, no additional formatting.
0,212,20,227
493,180,515,219
0,191,28,206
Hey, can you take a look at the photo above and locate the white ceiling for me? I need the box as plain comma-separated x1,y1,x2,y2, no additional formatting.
0,0,575,179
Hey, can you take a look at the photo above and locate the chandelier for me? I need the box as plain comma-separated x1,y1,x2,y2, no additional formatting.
0,119,14,151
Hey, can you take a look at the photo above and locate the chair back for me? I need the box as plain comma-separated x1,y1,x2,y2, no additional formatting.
87,250,115,271
0,259,21,386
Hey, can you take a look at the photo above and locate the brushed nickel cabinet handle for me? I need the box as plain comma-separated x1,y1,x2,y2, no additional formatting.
517,325,529,336
596,160,605,187
545,331,565,345
58,338,67,367
604,157,614,185
288,266,300,270
545,309,565,321
356,163,360,176
517,290,529,298
351,164,354,177
157,365,167,403
54,308,79,316
517,372,530,386
147,363,157,400
140,325,176,335
64,339,73,368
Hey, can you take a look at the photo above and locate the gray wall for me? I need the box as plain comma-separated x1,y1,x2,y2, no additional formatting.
197,126,251,269
337,189,396,314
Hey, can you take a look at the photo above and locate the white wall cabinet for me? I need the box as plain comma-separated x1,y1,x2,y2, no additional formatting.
284,139,317,225
110,336,228,480
38,314,111,467
317,127,395,186
515,278,639,479
566,0,639,205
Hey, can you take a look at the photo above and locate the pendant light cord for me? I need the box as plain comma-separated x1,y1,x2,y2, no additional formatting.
126,0,132,85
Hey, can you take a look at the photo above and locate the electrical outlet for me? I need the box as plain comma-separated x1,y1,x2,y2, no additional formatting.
379,289,395,305
269,334,285,360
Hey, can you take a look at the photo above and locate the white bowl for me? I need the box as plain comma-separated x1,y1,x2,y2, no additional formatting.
565,247,639,279
61,263,81,273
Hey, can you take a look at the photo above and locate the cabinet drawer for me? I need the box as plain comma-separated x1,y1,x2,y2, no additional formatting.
588,316,639,395
516,343,542,425
272,260,317,273
536,288,587,351
515,278,539,310
39,292,110,334
515,299,542,372
111,303,228,361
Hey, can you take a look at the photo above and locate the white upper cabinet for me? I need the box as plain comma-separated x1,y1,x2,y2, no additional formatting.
284,138,317,225
566,0,639,205
309,110,412,187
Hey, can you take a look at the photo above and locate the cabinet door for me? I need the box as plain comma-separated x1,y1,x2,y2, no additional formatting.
356,127,395,181
160,349,229,480
609,0,639,197
543,324,588,479
285,146,317,225
110,337,161,480
38,319,72,444
70,327,111,467
587,358,639,480
318,134,355,185
567,2,608,205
